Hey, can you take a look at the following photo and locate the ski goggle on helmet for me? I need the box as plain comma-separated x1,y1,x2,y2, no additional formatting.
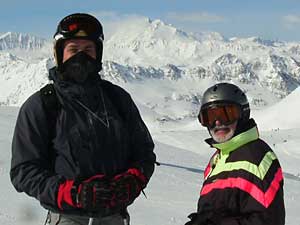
54,13,104,41
53,13,104,70
198,103,241,128
198,83,250,128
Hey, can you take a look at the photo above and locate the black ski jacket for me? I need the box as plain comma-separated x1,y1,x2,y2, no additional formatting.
10,67,156,216
196,119,285,225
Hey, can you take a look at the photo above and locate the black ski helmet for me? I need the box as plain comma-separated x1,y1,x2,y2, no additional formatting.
53,13,104,71
199,83,250,124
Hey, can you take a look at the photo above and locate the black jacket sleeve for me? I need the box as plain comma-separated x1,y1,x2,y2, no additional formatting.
10,92,64,210
127,95,156,181
111,84,156,182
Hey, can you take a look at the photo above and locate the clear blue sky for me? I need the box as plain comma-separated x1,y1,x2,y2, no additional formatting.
1,0,300,41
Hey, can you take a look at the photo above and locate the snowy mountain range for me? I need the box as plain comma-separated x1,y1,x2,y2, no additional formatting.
1,17,300,122
0,32,47,50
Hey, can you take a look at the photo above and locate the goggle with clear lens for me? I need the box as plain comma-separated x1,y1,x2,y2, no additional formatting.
199,104,241,128
56,15,103,41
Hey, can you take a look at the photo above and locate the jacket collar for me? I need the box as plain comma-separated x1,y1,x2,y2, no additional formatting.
48,66,102,99
205,119,259,154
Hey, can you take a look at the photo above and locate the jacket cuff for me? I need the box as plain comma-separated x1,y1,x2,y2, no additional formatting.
57,180,77,210
127,168,147,185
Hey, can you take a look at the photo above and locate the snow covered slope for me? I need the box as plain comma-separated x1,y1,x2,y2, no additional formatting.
254,87,300,130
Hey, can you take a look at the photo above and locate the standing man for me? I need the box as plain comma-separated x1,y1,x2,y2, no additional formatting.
185,83,285,225
10,13,156,225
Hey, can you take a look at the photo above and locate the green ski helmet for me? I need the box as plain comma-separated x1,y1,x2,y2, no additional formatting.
53,13,104,71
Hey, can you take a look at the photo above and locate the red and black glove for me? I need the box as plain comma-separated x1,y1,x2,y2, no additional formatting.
57,175,113,211
110,168,147,207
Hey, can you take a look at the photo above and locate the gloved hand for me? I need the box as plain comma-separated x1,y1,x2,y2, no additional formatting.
110,168,146,207
76,175,113,211
57,174,113,211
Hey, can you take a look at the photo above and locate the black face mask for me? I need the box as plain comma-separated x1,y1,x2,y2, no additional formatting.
59,51,100,83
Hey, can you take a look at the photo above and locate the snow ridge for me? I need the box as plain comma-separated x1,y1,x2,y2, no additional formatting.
0,32,47,50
